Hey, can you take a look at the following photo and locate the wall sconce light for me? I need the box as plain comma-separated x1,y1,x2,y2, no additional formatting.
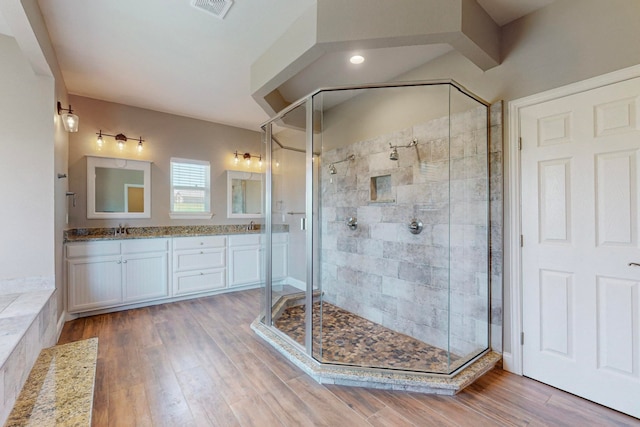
57,102,79,132
234,151,262,167
96,130,145,152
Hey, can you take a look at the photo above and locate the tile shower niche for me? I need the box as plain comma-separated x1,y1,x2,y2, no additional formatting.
370,174,393,202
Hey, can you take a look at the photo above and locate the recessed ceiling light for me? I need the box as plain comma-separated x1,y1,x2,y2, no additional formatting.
349,55,365,65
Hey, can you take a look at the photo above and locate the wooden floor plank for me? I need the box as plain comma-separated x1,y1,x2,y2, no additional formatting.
369,390,459,427
324,385,388,419
175,365,240,427
285,375,372,427
230,395,284,427
108,383,153,427
56,289,640,427
367,406,416,427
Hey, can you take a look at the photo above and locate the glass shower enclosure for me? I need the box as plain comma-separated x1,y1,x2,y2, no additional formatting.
261,80,490,375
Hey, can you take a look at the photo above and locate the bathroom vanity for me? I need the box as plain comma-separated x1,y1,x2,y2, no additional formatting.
64,227,288,315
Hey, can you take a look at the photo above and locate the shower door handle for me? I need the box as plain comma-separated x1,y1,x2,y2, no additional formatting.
300,217,306,231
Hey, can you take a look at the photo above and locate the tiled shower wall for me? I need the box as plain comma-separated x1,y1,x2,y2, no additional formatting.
320,102,502,357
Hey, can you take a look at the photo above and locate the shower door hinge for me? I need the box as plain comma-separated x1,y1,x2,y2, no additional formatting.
518,137,522,150
520,235,524,247
521,332,525,345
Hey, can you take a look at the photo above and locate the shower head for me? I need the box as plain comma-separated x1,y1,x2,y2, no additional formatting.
389,138,418,161
389,146,399,161
328,154,355,174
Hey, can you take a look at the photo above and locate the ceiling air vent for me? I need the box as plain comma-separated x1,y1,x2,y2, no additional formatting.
191,0,234,19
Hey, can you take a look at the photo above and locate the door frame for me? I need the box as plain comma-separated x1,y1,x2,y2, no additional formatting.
505,64,640,375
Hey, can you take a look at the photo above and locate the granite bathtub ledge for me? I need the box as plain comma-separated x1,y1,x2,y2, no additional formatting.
0,277,55,369
64,224,289,242
251,317,501,395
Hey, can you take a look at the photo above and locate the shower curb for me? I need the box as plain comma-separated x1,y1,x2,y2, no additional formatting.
251,317,501,395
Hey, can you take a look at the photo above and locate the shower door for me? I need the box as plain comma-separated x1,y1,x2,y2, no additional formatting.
265,99,313,352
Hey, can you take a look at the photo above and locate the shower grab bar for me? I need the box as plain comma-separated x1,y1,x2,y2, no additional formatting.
287,211,305,215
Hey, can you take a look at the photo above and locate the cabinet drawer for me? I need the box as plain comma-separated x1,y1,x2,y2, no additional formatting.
228,234,261,246
173,235,226,250
173,269,226,296
174,248,225,271
122,238,169,254
66,241,120,258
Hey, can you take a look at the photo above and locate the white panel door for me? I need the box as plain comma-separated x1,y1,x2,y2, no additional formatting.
521,77,640,418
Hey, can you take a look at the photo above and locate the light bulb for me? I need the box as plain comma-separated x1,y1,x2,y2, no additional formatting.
137,141,143,152
118,140,125,150
350,55,365,64
96,135,104,148
234,152,239,164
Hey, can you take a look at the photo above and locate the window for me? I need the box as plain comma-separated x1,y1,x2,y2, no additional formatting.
170,158,212,219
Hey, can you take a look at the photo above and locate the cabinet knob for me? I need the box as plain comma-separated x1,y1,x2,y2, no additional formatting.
200,272,204,275
122,260,127,263
116,260,121,264
200,242,204,245
200,251,204,254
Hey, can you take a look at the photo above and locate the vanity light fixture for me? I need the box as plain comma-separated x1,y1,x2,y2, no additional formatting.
96,130,145,152
57,102,79,132
233,151,262,167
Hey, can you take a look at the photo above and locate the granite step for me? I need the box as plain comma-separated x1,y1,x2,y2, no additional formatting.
4,338,98,427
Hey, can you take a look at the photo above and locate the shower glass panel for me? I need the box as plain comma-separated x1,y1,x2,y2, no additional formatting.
262,81,489,375
266,101,310,351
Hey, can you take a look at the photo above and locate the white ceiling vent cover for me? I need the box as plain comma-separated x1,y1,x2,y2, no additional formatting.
191,0,234,19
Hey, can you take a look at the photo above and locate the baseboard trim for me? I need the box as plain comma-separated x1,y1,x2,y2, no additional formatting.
502,351,517,374
56,311,67,341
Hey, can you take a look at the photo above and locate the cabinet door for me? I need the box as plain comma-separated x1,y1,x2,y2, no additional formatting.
123,252,169,303
272,243,288,280
228,245,261,286
67,256,122,312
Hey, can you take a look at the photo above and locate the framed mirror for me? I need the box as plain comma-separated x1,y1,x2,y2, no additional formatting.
87,156,152,219
227,170,263,218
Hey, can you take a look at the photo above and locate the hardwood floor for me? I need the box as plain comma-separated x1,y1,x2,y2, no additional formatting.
58,289,639,427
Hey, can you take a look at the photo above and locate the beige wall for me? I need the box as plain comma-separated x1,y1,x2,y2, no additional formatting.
398,0,640,354
401,0,640,104
67,96,262,228
0,34,55,281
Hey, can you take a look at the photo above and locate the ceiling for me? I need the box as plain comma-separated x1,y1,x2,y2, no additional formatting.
5,1,554,131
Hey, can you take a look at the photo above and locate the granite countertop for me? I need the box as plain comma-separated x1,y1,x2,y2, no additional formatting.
64,224,288,242
4,338,98,427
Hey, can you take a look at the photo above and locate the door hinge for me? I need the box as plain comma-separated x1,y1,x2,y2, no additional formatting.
520,235,524,247
521,332,525,345
518,137,522,151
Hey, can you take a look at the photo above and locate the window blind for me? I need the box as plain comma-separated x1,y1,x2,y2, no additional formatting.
170,158,210,213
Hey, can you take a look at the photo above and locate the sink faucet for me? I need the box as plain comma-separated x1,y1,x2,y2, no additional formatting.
247,221,255,231
115,224,126,236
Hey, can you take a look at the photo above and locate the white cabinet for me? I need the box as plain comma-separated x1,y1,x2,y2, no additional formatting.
228,233,288,287
173,235,226,296
66,239,169,313
65,232,288,314
228,234,262,287
271,233,288,281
